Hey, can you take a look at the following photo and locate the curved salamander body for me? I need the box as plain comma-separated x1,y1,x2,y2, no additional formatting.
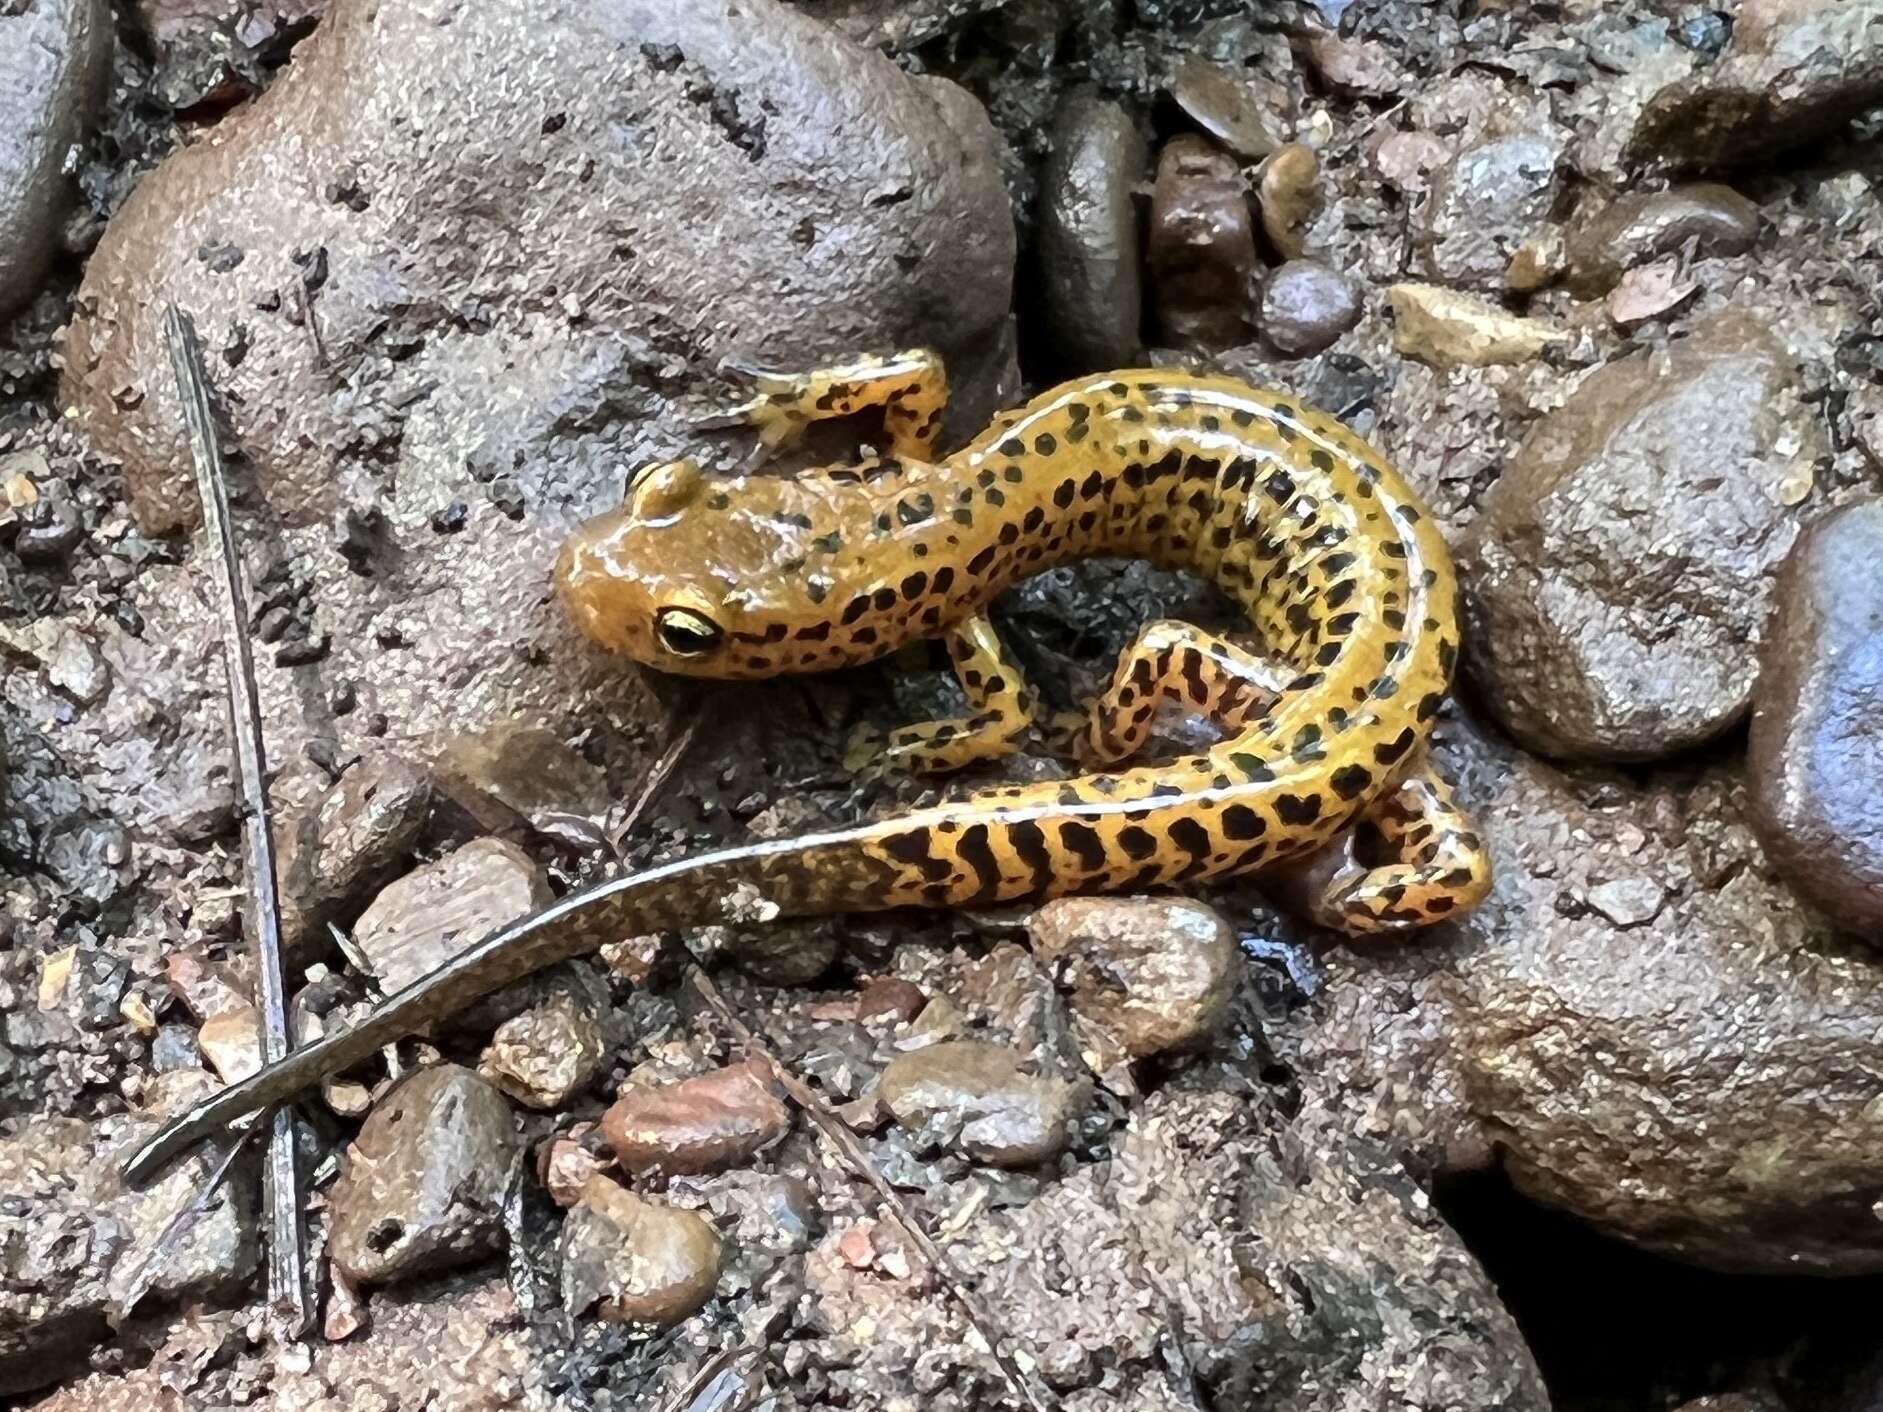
123,353,1490,1185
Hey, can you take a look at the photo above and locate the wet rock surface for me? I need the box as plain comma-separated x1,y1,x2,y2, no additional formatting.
351,838,552,995
0,0,111,315
1028,896,1236,1059
1565,182,1763,296
1147,135,1254,352
560,1175,721,1325
879,1039,1088,1167
600,1058,791,1176
276,752,431,960
1037,92,1146,373
1415,124,1568,290
479,984,605,1109
1748,499,1883,934
327,1065,523,1286
1258,258,1361,357
1462,313,1822,761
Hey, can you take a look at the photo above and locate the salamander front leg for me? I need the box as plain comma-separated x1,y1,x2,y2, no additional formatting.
1272,755,1492,934
710,348,949,461
846,613,1039,777
1072,619,1295,766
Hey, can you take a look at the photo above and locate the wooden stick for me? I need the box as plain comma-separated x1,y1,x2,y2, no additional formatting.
163,306,311,1340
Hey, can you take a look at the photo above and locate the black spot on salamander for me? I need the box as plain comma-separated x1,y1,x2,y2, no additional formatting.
882,826,952,881
795,620,832,640
998,522,1020,546
1077,510,1099,534
1384,641,1410,663
1080,470,1104,499
1417,691,1444,720
968,546,997,576
1265,470,1296,505
1231,407,1256,427
777,511,814,529
806,580,829,605
953,508,974,526
853,627,878,645
900,570,928,598
986,488,1006,508
1059,820,1107,871
811,530,843,555
1168,818,1212,862
1022,506,1046,536
1007,819,1054,890
1323,579,1357,610
1149,449,1184,481
977,468,998,488
1066,421,1091,445
872,587,897,612
707,493,731,511
1121,405,1145,423
1315,641,1342,666
1221,804,1265,839
897,494,934,526
1117,826,1157,860
999,438,1025,458
1033,432,1057,456
1321,551,1357,576
1228,752,1275,782
1326,611,1360,637
841,595,871,625
1371,676,1399,700
1286,602,1315,635
931,566,956,594
1054,479,1077,508
1439,639,1458,676
1276,793,1322,825
1330,764,1373,800
1373,727,1416,765
1396,503,1422,524
1383,540,1408,559
1308,448,1336,474
955,822,1004,903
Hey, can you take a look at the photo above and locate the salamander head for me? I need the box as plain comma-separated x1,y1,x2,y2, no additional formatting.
556,456,891,678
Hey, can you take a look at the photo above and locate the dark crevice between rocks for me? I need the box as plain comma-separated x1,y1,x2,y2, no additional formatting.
1436,1167,1883,1412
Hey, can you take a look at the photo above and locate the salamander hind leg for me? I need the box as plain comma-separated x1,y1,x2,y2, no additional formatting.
711,348,948,461
1071,619,1294,767
846,613,1040,777
1271,755,1492,934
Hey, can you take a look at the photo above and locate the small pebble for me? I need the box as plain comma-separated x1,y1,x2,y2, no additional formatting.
327,1065,523,1286
857,975,927,1025
196,1004,265,1083
480,989,605,1109
560,1175,721,1325
878,1039,1087,1167
1565,183,1761,296
15,498,84,561
1171,56,1289,160
351,837,552,994
1147,134,1256,351
538,1125,610,1207
601,1058,791,1177
1389,282,1563,367
1259,259,1361,357
1258,143,1320,260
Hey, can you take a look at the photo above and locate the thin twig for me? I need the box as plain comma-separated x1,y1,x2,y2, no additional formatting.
610,708,704,856
163,306,311,1341
687,967,1053,1412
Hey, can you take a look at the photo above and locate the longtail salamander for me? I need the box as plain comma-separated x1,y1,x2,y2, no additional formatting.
122,351,1491,1184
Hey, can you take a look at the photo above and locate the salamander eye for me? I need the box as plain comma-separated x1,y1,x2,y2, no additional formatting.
655,607,723,657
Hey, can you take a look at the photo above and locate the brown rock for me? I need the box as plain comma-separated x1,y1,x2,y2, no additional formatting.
1302,30,1404,97
878,1039,1087,1167
1621,0,1883,172
479,988,605,1109
1462,313,1823,761
1605,258,1701,328
1749,498,1883,934
435,723,607,840
0,0,111,315
1147,135,1255,352
328,1065,523,1286
560,1176,720,1325
1257,142,1320,261
1504,223,1566,293
195,1003,264,1083
1388,282,1563,368
1028,896,1237,1058
1258,258,1361,358
1036,91,1147,373
277,753,432,961
601,1059,791,1177
1171,56,1290,160
1415,125,1568,290
64,0,1015,537
163,949,250,1021
351,838,552,995
1566,183,1763,296
856,975,927,1025
537,1125,609,1207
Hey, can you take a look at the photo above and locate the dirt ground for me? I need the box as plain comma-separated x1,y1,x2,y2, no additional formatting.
5,0,1883,1409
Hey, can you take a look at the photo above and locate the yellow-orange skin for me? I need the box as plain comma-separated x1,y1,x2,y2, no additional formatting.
559,360,1490,930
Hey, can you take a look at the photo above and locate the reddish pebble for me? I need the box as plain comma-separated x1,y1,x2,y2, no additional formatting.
601,1058,791,1177
857,976,927,1024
